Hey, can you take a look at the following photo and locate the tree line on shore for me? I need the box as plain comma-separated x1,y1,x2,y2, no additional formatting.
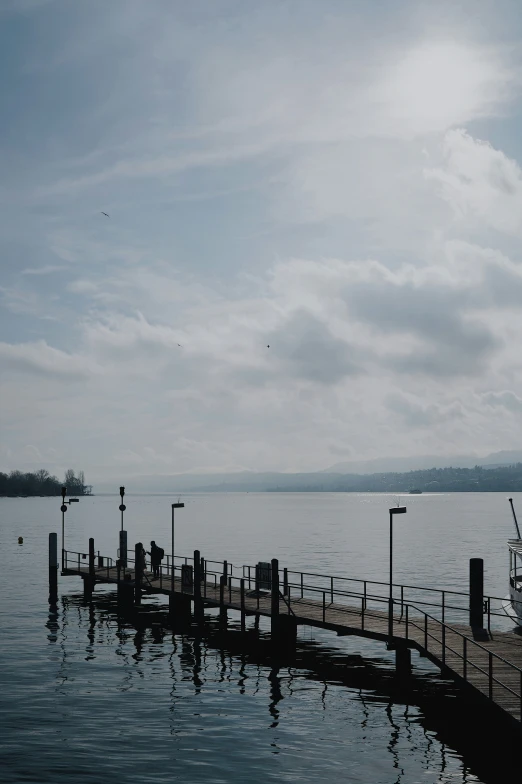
266,463,522,493
0,469,92,497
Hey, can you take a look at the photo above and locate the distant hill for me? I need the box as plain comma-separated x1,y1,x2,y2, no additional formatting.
94,454,522,494
323,450,522,475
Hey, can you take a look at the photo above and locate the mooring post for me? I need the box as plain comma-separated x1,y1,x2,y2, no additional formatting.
278,615,297,656
469,558,484,629
48,532,58,603
271,558,279,641
88,537,95,580
219,574,227,626
193,549,203,622
82,536,95,600
396,646,411,680
117,556,122,602
119,529,127,570
240,578,246,633
135,542,143,605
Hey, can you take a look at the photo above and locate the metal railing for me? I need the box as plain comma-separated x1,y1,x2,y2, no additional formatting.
62,546,522,720
405,604,522,722
240,563,521,631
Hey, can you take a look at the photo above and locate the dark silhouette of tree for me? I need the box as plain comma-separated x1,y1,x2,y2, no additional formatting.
0,469,92,496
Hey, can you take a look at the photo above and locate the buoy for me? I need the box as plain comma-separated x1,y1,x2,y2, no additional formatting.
18,536,23,544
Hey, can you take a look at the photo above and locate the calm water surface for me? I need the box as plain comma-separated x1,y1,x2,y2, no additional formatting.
1,492,521,783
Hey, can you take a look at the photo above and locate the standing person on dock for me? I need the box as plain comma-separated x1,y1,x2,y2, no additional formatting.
147,540,164,579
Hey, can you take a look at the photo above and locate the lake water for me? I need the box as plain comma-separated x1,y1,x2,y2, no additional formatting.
1,491,521,783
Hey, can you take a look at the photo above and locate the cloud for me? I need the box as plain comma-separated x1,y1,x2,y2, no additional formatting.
426,129,522,237
386,392,466,428
480,390,522,413
0,340,97,378
267,310,363,385
66,279,99,294
21,264,68,276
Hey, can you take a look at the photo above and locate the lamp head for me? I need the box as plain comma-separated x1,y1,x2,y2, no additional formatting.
120,486,125,498
390,506,407,515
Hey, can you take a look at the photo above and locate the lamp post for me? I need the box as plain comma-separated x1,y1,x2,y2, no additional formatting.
171,501,185,593
119,486,127,569
388,505,407,646
119,486,126,531
60,486,67,571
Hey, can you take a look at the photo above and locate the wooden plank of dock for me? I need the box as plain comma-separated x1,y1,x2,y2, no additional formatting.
63,562,522,727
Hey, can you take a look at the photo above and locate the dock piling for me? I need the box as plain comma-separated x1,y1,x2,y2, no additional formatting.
48,532,58,602
119,529,127,569
396,646,411,680
194,549,203,621
82,537,95,600
240,578,246,633
134,542,143,605
89,538,95,579
271,559,279,640
469,558,484,630
219,574,227,626
277,615,297,656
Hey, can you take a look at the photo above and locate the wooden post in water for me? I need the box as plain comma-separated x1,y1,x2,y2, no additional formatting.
83,537,95,600
88,537,95,580
271,558,279,641
469,558,484,629
219,574,227,627
396,646,411,680
193,549,203,622
240,578,246,633
278,615,297,656
119,529,127,570
135,542,143,605
48,532,58,603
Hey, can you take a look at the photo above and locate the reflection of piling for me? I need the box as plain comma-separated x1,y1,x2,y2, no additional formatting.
48,532,58,603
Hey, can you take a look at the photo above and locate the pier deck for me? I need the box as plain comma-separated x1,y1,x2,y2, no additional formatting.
61,551,522,730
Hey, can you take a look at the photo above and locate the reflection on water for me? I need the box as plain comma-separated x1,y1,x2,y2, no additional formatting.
11,588,512,783
3,492,522,783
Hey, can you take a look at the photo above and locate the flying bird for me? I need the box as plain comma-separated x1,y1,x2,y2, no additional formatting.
178,343,183,347
267,345,270,348
101,212,110,218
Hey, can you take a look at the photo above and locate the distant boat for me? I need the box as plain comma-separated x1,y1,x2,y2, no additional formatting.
409,488,422,494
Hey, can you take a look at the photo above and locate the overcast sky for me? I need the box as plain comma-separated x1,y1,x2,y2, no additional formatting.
2,0,522,482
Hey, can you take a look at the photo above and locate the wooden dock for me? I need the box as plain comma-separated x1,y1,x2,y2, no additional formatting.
58,544,522,732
